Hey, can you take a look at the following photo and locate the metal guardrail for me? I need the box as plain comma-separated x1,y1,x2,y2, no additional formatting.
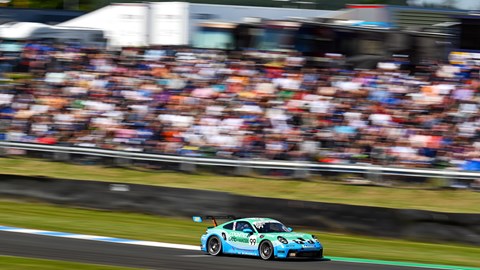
1,141,479,180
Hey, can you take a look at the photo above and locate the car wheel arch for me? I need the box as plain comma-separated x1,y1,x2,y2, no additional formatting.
207,234,223,255
258,239,275,260
208,233,224,243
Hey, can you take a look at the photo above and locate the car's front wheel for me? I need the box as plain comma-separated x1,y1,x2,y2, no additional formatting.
207,236,222,256
259,240,274,260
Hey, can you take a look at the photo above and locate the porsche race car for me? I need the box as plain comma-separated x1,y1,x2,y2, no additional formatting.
193,216,323,260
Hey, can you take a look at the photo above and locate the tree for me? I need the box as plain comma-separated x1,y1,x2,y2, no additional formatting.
8,0,409,11
409,0,458,9
441,0,457,8
9,0,96,10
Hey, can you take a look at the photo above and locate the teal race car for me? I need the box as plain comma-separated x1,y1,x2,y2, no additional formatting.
193,216,323,260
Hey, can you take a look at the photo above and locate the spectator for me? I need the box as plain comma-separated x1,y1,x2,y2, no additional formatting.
0,41,479,171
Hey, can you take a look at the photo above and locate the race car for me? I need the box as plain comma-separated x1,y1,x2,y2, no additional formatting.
193,216,323,260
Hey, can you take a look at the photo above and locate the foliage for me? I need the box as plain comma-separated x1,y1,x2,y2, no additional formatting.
8,0,408,11
9,0,98,10
408,0,458,9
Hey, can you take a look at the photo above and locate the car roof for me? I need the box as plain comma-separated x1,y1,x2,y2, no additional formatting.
235,217,279,223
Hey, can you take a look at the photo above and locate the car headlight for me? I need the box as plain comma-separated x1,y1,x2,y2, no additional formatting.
277,236,288,244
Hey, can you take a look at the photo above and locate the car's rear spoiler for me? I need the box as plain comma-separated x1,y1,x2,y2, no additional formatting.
192,215,237,226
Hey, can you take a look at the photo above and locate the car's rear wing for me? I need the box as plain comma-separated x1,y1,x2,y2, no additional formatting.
192,215,237,226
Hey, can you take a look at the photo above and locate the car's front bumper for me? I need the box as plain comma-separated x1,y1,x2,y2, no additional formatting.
286,249,323,258
275,242,323,259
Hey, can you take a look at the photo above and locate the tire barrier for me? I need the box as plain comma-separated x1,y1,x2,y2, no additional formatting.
0,174,479,245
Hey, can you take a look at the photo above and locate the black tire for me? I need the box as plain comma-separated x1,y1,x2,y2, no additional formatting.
259,240,274,260
207,236,222,256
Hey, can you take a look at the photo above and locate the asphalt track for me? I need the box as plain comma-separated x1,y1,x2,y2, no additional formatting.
0,231,460,270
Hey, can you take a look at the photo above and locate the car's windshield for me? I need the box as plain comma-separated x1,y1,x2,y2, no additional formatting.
253,221,290,233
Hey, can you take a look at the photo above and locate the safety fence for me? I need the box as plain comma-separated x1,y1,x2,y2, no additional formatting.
1,141,479,183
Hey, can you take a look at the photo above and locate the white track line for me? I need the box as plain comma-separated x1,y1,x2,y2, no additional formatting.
0,225,199,251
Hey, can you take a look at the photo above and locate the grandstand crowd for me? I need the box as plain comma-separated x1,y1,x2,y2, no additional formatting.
0,42,480,170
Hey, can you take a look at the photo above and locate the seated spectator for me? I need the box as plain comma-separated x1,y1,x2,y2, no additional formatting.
0,41,479,171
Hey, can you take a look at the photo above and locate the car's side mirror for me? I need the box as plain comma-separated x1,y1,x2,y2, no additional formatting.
243,228,253,234
288,227,293,232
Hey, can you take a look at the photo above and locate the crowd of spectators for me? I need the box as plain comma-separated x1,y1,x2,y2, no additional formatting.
0,42,480,171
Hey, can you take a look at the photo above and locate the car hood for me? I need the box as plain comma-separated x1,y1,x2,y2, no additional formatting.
263,232,315,241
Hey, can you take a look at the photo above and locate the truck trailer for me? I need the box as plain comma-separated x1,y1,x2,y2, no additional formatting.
58,2,337,49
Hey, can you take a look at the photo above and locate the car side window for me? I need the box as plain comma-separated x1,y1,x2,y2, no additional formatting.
235,221,254,232
223,222,233,230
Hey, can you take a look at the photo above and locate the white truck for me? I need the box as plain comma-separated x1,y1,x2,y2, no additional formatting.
58,3,149,48
0,22,106,52
58,1,335,49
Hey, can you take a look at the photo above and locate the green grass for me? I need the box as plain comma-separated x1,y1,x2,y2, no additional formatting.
0,200,479,268
0,157,479,213
0,255,138,270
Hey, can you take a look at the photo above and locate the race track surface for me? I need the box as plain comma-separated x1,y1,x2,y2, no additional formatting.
0,231,444,270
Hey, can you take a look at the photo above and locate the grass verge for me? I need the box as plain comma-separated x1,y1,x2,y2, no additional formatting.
0,255,138,270
0,199,478,268
0,157,479,213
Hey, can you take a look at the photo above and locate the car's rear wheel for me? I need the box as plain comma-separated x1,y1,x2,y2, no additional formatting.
207,236,222,256
259,240,274,260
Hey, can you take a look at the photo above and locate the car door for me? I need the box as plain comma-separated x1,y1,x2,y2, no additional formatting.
225,221,258,254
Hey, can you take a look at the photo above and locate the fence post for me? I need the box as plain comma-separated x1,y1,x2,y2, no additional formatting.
115,157,132,167
292,161,310,180
366,165,383,184
235,165,252,176
180,162,196,173
53,152,70,162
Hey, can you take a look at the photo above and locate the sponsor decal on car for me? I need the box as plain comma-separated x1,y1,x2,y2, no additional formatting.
229,235,249,243
302,244,316,249
226,231,251,244
253,221,267,229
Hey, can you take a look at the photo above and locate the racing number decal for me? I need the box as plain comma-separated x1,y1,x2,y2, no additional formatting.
249,235,257,246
